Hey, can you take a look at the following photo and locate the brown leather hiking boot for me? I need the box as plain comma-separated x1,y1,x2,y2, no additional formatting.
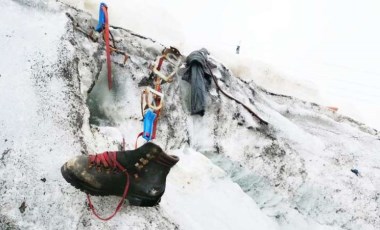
61,142,179,207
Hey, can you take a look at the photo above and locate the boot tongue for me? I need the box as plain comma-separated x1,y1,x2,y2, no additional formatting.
115,142,162,169
115,150,141,170
116,142,179,169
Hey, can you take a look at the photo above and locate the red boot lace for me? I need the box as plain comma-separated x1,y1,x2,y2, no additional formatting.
86,151,130,221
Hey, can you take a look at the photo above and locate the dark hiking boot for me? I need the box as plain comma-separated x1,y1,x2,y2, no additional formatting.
61,142,179,207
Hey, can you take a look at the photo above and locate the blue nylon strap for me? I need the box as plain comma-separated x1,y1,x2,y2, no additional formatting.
143,109,157,141
95,3,108,32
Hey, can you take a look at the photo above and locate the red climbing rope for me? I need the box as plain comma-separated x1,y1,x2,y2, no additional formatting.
101,5,112,90
86,151,130,221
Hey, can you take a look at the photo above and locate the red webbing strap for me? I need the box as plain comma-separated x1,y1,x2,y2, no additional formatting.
135,132,144,149
149,55,165,139
152,84,162,139
152,105,160,139
157,56,165,71
102,6,112,90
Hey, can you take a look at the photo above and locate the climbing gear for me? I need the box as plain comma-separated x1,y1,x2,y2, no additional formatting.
136,87,164,147
110,46,129,65
66,13,97,41
141,87,164,113
142,109,157,141
66,5,129,91
61,142,179,221
95,3,112,90
206,64,269,125
151,86,162,140
151,47,183,82
94,3,129,89
67,12,128,62
136,47,182,146
95,3,107,32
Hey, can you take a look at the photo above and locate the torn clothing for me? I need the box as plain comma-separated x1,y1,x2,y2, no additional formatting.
182,49,212,116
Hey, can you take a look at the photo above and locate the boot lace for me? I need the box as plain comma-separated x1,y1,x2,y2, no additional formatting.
89,151,122,170
87,151,130,221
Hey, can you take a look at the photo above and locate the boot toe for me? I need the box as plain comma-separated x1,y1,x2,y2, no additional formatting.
61,155,103,190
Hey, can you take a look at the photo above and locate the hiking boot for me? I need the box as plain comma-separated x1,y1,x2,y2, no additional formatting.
61,142,179,207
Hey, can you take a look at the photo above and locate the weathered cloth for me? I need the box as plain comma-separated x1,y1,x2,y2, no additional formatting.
182,49,212,116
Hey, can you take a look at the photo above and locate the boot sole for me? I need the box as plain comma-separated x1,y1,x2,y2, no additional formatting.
61,164,161,207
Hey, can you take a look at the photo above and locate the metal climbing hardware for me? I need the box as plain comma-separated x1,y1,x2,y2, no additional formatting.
152,47,183,82
67,10,128,59
136,87,165,147
141,87,164,113
166,52,182,66
135,47,182,147
66,4,131,92
64,5,185,222
142,109,157,141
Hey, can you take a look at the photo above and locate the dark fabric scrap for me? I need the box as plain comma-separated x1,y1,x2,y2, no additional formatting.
182,49,212,116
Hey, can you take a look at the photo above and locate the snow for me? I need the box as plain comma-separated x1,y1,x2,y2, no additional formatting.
61,0,380,131
162,147,278,230
1,1,380,230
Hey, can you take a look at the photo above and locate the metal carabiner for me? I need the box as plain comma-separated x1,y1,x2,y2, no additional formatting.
152,50,183,82
141,87,164,113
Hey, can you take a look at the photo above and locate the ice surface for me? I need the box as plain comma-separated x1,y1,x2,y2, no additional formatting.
0,1,379,230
